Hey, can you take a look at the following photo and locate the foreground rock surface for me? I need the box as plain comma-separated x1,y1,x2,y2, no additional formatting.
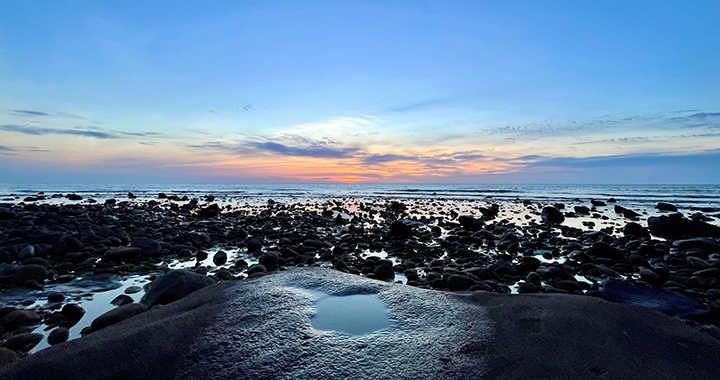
3,268,720,379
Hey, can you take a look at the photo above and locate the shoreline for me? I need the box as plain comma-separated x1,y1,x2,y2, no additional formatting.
1,192,720,367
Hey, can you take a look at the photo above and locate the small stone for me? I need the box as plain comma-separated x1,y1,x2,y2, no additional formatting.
639,268,662,285
519,282,539,293
258,252,279,268
446,275,477,291
111,294,134,307
1,310,41,330
91,303,147,331
61,304,85,322
124,286,142,294
0,347,19,370
11,264,48,286
213,251,228,266
1,333,43,352
541,207,565,224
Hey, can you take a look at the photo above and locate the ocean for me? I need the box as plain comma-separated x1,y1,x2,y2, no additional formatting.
1,183,719,214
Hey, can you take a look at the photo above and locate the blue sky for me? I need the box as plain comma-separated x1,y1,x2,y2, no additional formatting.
0,0,718,183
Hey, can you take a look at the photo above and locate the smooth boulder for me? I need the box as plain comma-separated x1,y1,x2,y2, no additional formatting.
140,270,216,308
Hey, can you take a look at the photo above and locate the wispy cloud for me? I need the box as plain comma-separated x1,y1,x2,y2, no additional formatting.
1,124,118,139
384,97,456,113
248,141,359,159
6,109,87,120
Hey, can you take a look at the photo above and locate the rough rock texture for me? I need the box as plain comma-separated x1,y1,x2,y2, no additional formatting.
648,215,720,240
3,268,720,380
140,270,216,308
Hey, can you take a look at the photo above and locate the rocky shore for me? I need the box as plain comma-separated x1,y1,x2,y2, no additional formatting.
1,192,720,373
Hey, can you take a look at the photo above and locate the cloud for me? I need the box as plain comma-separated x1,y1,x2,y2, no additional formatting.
384,97,456,113
0,145,16,151
361,154,417,165
1,124,119,139
11,110,52,117
249,141,359,158
525,150,720,169
116,131,161,137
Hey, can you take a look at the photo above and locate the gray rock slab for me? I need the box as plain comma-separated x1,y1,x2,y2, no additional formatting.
3,268,720,380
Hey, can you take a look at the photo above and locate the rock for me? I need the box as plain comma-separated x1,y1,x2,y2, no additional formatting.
17,245,35,260
125,286,142,294
1,310,41,330
518,282,539,293
673,238,720,252
111,294,135,307
389,220,413,236
0,347,18,370
48,291,65,303
623,222,649,238
140,270,216,308
247,264,267,275
446,275,477,291
258,252,279,268
179,232,212,248
586,242,623,261
47,327,69,345
622,208,640,218
131,237,162,257
197,204,221,218
213,251,227,266
458,216,484,231
127,192,136,199
591,200,606,207
65,194,83,201
627,255,650,268
1,333,42,352
61,304,85,322
599,280,709,317
648,216,720,240
555,280,580,292
574,206,590,215
246,238,263,252
541,206,565,224
102,247,142,263
91,303,147,331
373,264,395,281
639,268,662,285
11,264,48,285
656,202,678,212
687,256,711,270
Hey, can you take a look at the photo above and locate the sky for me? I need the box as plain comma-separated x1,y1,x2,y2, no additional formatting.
0,0,719,184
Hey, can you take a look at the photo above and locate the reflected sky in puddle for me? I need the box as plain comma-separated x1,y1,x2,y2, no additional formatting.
308,291,391,336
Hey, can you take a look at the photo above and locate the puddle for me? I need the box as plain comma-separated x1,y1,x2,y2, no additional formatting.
29,275,150,353
309,291,391,335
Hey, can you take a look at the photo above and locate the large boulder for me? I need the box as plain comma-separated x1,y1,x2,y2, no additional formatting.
197,204,221,218
623,222,650,238
541,207,565,224
648,215,720,240
446,275,477,291
140,270,216,308
389,220,413,236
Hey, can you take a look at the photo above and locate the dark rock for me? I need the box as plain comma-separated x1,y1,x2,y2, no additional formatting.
11,264,48,285
586,242,623,261
648,216,720,240
179,232,212,248
656,202,678,212
458,216,484,231
17,245,35,260
140,270,216,308
673,238,720,252
555,280,581,292
246,238,263,252
591,200,606,207
446,275,477,291
258,252,279,268
131,237,162,257
125,286,142,294
541,207,565,224
1,333,42,352
1,310,41,330
111,294,135,307
574,206,590,215
469,281,493,292
65,194,83,201
47,327,69,345
623,222,649,238
518,282,539,293
622,208,640,218
373,264,395,281
91,303,147,331
0,347,18,370
599,280,709,317
102,247,142,263
247,264,267,275
389,220,413,236
213,251,227,266
197,204,221,218
48,291,65,303
61,304,85,322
